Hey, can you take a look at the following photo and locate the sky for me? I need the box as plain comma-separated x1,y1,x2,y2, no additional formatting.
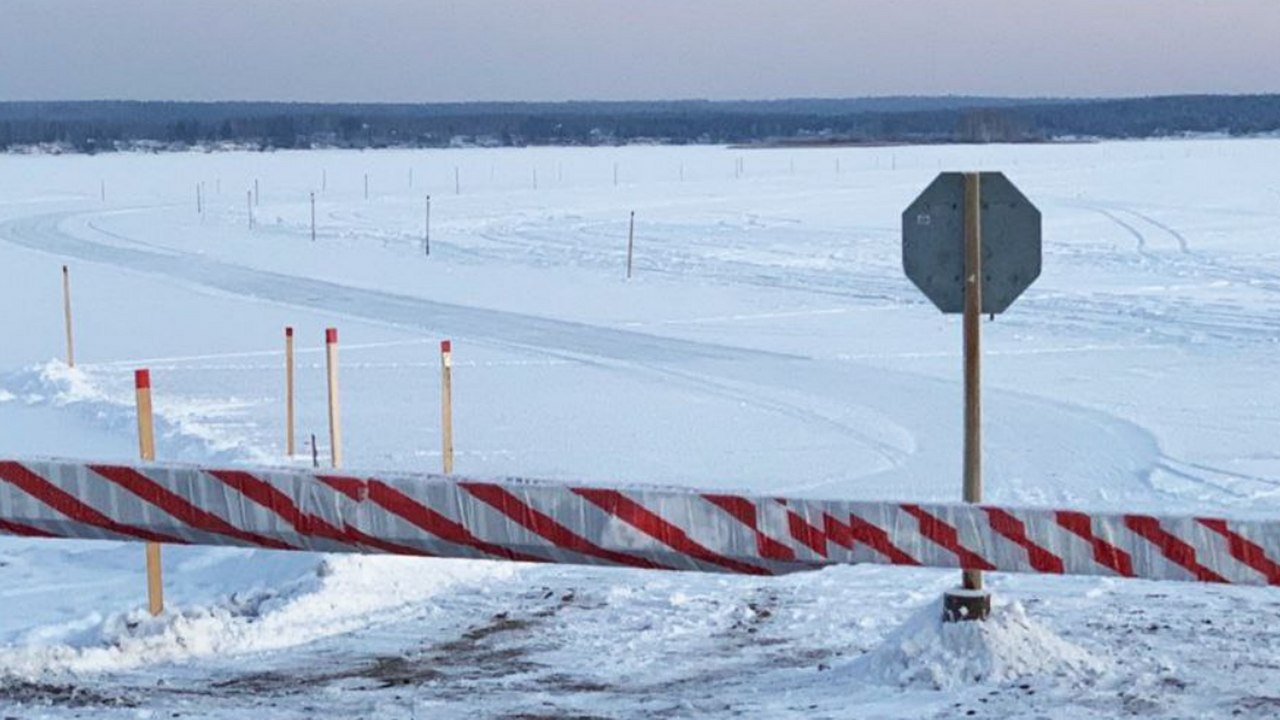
1,0,1278,103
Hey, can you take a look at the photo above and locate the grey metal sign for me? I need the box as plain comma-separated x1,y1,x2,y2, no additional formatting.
902,172,1041,314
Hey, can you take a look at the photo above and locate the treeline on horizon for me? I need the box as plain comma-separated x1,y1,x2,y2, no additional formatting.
1,95,1278,152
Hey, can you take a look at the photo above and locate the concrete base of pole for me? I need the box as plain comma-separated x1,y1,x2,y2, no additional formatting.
942,588,991,622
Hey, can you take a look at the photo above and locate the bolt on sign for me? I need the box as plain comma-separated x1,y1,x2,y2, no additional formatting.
902,172,1041,314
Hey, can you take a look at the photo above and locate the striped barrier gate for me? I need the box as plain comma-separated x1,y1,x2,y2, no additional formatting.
0,458,1277,586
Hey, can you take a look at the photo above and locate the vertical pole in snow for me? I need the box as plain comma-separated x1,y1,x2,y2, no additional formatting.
61,265,75,368
454,167,460,195
322,169,327,193
196,183,202,215
532,168,538,190
247,190,254,229
325,328,342,469
440,340,454,474
285,327,295,457
100,180,106,202
364,173,369,201
254,179,259,206
626,211,635,280
134,369,164,617
613,163,619,187
310,192,316,241
424,195,431,256
945,172,991,623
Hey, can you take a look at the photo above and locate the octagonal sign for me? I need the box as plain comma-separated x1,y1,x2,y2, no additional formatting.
902,172,1041,314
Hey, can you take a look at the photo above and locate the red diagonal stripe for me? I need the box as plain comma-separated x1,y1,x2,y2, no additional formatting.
0,518,59,538
1125,515,1227,584
209,470,429,557
462,482,670,570
90,465,295,551
573,488,771,576
901,505,995,571
0,461,182,544
1198,518,1280,585
1055,511,1134,577
366,480,548,563
703,494,795,561
847,513,919,565
774,500,828,558
822,513,855,550
984,507,1064,574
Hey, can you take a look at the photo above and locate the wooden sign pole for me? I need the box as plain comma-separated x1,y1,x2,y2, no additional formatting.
285,327,295,457
61,265,75,368
441,340,454,474
943,171,992,623
626,211,635,280
134,369,163,617
325,328,342,469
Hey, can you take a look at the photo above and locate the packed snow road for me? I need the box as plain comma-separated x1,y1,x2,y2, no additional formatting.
0,140,1278,718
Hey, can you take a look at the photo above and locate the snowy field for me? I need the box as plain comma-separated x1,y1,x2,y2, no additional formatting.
0,140,1278,718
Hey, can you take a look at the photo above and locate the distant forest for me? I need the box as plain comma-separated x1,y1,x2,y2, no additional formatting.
2,95,1279,153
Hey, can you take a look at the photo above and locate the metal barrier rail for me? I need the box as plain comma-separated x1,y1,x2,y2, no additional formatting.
1,458,1277,585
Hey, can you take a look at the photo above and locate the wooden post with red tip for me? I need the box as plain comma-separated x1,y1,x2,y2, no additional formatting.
134,369,163,616
285,327,295,457
61,265,75,368
440,339,454,474
325,328,342,469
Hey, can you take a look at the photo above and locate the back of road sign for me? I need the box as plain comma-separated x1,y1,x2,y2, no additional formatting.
902,172,1041,314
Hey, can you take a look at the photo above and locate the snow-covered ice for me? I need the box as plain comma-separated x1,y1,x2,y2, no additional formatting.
0,140,1278,717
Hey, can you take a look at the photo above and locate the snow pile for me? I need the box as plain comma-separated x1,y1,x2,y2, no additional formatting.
5,360,269,463
0,555,517,679
851,599,1107,690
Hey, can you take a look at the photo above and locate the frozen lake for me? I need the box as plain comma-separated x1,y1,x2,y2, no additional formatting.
0,140,1278,718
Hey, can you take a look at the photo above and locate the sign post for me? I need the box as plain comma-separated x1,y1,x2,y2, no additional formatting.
902,171,1041,622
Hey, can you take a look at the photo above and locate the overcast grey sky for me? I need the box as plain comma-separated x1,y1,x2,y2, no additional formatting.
2,0,1278,102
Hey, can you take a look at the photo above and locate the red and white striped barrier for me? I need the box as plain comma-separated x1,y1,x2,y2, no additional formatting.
0,458,1277,585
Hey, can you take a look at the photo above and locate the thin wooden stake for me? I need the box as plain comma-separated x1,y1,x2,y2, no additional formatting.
962,171,983,593
424,195,431,256
61,265,75,368
254,179,260,206
196,183,202,214
310,192,316,242
440,340,454,474
134,369,163,617
626,211,635,280
325,328,342,469
285,327,295,457
454,167,460,195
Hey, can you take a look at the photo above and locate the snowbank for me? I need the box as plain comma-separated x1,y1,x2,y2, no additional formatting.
848,598,1108,690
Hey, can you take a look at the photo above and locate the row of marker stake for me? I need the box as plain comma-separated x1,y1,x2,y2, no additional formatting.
59,265,455,615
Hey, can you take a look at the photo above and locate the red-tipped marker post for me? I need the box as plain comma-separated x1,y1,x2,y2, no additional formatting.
133,368,163,616
325,328,342,469
285,327,295,457
440,339,454,474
